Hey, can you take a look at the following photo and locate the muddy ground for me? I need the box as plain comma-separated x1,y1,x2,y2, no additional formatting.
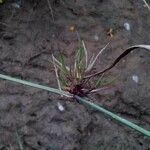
0,0,150,149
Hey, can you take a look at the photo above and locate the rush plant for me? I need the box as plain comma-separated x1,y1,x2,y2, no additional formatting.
52,41,150,98
0,43,150,137
52,41,113,97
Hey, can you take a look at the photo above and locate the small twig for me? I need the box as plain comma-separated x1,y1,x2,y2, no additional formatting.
46,0,54,22
142,0,150,11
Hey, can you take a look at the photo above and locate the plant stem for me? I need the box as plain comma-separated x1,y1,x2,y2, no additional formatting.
0,73,150,137
0,74,72,97
75,95,150,137
142,0,150,11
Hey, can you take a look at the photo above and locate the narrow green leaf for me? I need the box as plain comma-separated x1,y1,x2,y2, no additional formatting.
15,132,24,150
59,72,69,87
85,45,150,79
74,42,87,81
52,55,70,87
82,40,88,67
52,55,62,92
59,53,68,75
86,43,109,72
76,42,85,65
96,76,118,88
52,55,62,68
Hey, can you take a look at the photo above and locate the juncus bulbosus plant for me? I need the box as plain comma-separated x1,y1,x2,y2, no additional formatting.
52,41,150,97
0,43,150,137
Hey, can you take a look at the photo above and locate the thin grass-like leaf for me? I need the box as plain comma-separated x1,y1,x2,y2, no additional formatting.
74,42,87,81
76,42,85,65
15,132,24,150
86,43,109,72
59,72,69,87
52,54,70,88
85,45,150,79
59,53,69,75
52,55,69,71
90,87,110,93
136,45,150,50
142,0,150,11
96,76,118,88
52,55,62,92
82,40,88,67
52,55,62,67
87,54,95,68
95,73,105,87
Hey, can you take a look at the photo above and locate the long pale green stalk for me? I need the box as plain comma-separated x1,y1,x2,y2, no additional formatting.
0,74,72,97
0,73,150,137
142,0,150,10
75,95,150,137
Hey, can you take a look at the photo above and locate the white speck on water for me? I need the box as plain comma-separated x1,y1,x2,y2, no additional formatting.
132,75,139,83
57,102,65,112
94,34,99,41
12,3,20,9
124,22,131,31
122,59,126,63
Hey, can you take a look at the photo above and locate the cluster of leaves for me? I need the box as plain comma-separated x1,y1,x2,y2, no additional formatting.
52,41,150,96
52,41,112,96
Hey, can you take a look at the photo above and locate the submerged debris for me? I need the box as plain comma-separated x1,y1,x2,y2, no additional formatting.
57,102,65,112
124,22,131,31
107,28,114,37
132,75,139,83
94,34,99,41
12,3,20,8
